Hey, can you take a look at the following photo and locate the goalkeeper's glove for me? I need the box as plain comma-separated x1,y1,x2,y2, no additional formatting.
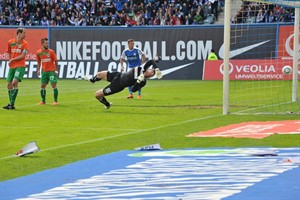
137,74,145,83
155,68,163,79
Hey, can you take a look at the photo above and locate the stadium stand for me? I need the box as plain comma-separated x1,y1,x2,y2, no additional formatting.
0,0,295,26
232,1,295,23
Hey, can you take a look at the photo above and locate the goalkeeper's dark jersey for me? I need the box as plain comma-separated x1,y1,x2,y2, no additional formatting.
120,67,143,88
119,59,158,87
103,59,158,96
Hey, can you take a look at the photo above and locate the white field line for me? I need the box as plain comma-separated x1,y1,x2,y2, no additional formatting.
0,81,216,160
0,114,221,160
0,126,139,131
231,101,298,115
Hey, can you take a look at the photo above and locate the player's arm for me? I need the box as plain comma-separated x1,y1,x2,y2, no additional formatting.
54,60,58,75
9,44,28,65
132,80,146,93
141,52,146,64
141,60,163,79
36,52,41,76
52,50,59,75
10,52,26,62
7,42,11,60
120,58,125,72
142,59,159,71
120,51,126,72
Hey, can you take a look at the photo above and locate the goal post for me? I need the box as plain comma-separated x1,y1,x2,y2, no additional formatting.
223,0,300,115
292,7,299,102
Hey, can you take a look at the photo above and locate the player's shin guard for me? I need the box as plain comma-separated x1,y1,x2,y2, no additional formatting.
10,88,18,106
53,88,58,102
40,89,46,103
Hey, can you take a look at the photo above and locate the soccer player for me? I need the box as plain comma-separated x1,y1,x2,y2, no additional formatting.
3,28,29,110
36,38,59,105
88,58,162,109
120,39,146,99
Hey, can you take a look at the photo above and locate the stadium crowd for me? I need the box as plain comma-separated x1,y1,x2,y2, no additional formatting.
233,1,295,23
0,0,224,26
0,0,295,26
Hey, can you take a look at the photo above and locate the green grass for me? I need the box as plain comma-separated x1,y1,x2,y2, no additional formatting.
0,79,299,181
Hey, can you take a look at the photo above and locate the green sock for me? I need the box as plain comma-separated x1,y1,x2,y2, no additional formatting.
8,90,12,103
11,88,18,106
40,89,46,103
53,88,58,102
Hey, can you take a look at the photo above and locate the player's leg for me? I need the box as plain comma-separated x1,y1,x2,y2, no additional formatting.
89,71,108,83
95,75,122,109
39,72,49,105
95,89,112,109
127,86,133,98
7,68,25,109
49,71,58,105
3,68,15,109
137,88,142,99
39,83,47,105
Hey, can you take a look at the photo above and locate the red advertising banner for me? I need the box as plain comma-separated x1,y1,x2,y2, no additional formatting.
188,120,300,139
278,25,299,60
203,59,298,80
0,28,48,61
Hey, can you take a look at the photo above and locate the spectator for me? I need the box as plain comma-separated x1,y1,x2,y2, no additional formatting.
183,14,191,25
0,14,8,25
34,7,43,22
118,12,126,25
266,10,275,23
15,15,24,26
194,11,203,24
3,7,11,19
0,0,294,26
160,14,167,25
8,12,16,25
26,18,35,26
87,17,95,26
50,19,56,26
256,9,264,23
68,16,83,26
21,7,30,22
209,0,218,21
273,4,282,20
41,16,49,26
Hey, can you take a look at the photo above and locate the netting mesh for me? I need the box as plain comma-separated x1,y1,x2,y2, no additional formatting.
226,1,299,115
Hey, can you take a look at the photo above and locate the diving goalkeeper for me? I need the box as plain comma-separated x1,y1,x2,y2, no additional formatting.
86,57,163,109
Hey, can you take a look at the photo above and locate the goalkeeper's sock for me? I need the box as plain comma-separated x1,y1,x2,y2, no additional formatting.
99,97,110,106
40,89,46,103
53,88,58,102
138,89,141,96
90,75,101,83
10,88,18,106
99,97,111,107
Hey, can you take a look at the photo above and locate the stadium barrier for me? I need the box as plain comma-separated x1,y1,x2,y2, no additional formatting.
0,24,296,80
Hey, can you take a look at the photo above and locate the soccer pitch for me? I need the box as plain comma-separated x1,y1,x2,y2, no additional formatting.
0,79,299,181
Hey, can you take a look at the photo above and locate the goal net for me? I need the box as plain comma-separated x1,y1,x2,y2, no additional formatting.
223,0,300,115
